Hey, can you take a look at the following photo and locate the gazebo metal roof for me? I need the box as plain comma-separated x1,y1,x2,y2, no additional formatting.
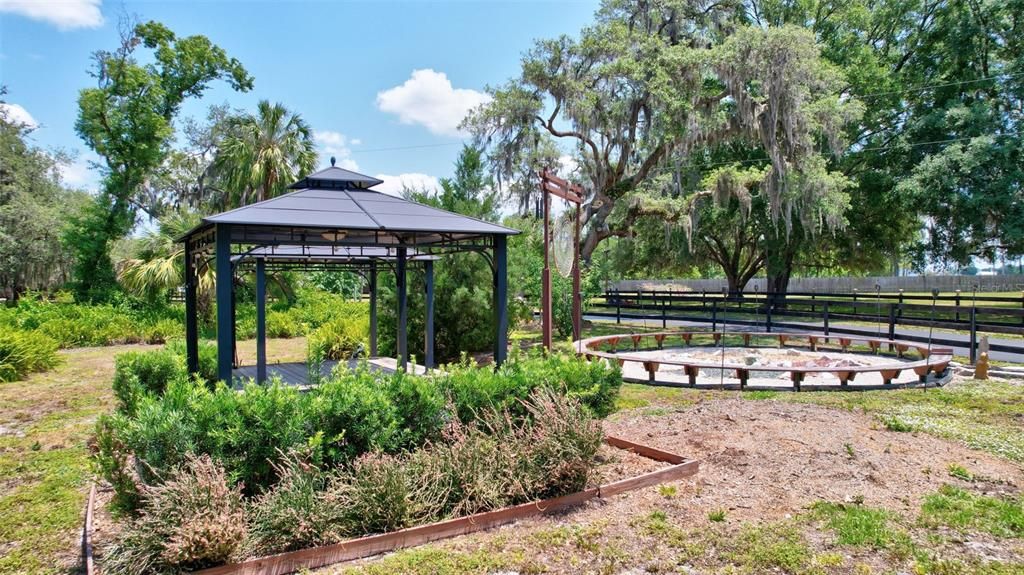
180,167,517,249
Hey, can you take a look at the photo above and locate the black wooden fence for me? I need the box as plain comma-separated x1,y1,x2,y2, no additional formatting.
593,290,1024,363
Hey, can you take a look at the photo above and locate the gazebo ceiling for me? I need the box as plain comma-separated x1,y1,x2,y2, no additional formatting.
180,166,517,250
231,245,439,267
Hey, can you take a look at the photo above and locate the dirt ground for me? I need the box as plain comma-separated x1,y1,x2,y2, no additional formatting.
604,398,1021,520
328,393,1024,574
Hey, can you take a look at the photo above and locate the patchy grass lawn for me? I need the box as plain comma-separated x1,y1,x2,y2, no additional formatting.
0,345,154,574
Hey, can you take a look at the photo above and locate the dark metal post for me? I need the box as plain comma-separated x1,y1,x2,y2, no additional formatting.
662,298,667,329
396,246,408,370
369,262,378,357
823,301,830,337
616,298,621,324
969,307,978,364
888,303,897,342
231,277,238,368
766,296,773,333
493,235,509,366
711,300,718,331
215,223,233,383
255,257,267,384
183,239,199,376
955,290,961,323
424,260,435,369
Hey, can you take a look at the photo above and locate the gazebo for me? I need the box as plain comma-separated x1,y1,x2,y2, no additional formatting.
178,163,518,383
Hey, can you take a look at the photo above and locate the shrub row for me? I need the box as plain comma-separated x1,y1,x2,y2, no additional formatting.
0,289,369,350
101,391,603,574
0,329,61,382
96,351,620,510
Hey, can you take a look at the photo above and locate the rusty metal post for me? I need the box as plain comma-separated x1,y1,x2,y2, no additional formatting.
572,203,582,341
541,172,552,351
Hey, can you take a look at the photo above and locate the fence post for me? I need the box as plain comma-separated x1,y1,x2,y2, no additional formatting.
811,293,816,313
888,303,897,345
702,290,707,309
897,289,904,318
712,300,718,332
969,307,978,365
616,297,621,325
955,290,961,323
823,301,830,337
766,295,773,333
662,298,667,329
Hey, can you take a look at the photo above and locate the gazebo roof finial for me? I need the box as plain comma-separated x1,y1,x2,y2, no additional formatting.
330,156,336,167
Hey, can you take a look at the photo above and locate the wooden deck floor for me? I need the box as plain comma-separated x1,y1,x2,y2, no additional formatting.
232,357,425,387
233,360,382,387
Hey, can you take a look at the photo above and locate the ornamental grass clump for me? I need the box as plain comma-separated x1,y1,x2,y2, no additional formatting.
102,455,247,575
244,452,347,557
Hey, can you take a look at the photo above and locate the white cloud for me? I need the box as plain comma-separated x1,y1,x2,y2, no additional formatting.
0,102,37,129
373,173,440,197
376,69,491,137
0,0,104,30
313,130,360,171
557,154,579,177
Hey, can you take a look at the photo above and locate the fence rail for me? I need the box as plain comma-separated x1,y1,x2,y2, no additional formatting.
594,290,1024,363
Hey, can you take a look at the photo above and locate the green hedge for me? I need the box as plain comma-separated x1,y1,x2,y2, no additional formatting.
102,391,604,573
95,351,620,509
0,329,61,382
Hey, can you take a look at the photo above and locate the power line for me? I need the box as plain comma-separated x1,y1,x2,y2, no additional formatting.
350,141,464,154
853,72,1023,100
642,131,1021,178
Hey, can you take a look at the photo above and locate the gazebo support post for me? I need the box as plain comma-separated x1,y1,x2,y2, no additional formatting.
369,262,378,357
255,257,267,384
215,223,234,383
493,234,509,366
183,240,199,375
424,260,435,369
396,246,408,370
231,275,238,368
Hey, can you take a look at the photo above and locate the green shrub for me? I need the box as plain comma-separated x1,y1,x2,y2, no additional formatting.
0,329,61,382
112,349,184,415
244,452,345,556
383,369,447,449
166,339,218,385
267,310,301,338
438,351,622,422
309,372,400,462
101,455,247,575
143,318,182,344
92,415,142,510
308,314,369,360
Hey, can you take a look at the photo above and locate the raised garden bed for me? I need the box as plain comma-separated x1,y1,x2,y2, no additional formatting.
83,436,698,575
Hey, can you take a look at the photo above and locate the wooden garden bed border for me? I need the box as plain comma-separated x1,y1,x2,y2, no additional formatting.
83,436,698,575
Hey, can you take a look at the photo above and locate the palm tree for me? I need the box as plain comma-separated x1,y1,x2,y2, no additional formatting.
213,100,317,207
117,210,213,305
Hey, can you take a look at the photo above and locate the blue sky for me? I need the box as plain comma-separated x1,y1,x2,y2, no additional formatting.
0,0,598,193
